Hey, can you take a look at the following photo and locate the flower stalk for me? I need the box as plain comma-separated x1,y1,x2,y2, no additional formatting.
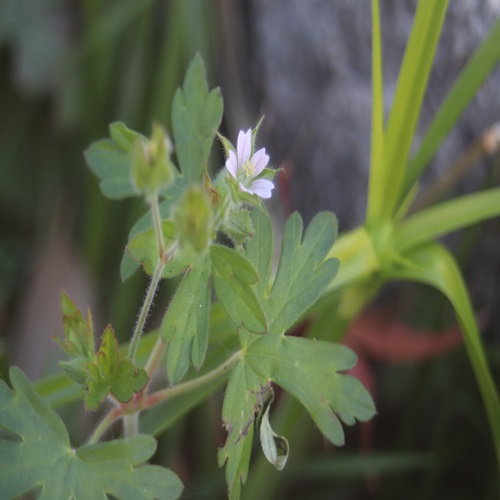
127,259,164,363
128,193,166,364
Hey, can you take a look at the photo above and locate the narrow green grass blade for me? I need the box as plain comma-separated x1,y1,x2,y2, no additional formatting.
384,243,500,467
395,188,500,251
381,0,448,220
404,18,500,196
366,0,385,227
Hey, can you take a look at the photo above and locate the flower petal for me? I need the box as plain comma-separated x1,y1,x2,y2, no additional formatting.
249,179,275,199
225,150,238,179
239,182,253,194
237,129,252,166
250,148,269,177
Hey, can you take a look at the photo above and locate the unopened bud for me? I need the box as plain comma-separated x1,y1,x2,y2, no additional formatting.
132,123,175,195
175,186,213,253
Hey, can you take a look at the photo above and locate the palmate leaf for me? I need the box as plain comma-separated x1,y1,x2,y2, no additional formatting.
84,122,144,200
172,54,223,183
217,209,372,498
218,334,375,499
161,254,212,384
245,208,339,334
0,367,183,500
85,326,148,410
217,354,264,500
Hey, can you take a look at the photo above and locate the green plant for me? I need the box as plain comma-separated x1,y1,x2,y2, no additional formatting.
0,56,375,499
329,0,500,463
2,1,500,498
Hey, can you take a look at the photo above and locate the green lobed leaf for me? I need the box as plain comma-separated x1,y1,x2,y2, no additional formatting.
84,122,144,200
172,54,223,183
121,251,142,282
35,331,157,410
161,254,212,384
109,121,143,150
0,367,183,500
85,326,148,410
217,355,266,500
211,244,258,284
210,244,267,333
219,334,375,498
34,305,234,413
247,335,375,442
246,209,339,334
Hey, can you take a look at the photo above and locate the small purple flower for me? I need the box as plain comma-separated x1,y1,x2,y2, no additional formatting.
225,129,275,199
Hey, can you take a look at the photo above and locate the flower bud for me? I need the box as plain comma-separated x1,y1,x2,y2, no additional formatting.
132,123,175,195
175,186,213,253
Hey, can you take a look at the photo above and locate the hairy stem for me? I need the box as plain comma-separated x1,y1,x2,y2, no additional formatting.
128,193,167,363
128,260,164,362
149,193,165,256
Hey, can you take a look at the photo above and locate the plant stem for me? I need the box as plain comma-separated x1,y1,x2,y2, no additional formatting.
149,192,165,256
128,259,164,362
88,406,122,444
122,413,139,437
143,350,242,410
128,191,167,364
